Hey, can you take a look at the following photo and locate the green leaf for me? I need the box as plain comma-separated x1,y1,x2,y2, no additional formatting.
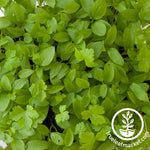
107,48,124,66
18,69,34,78
105,25,117,46
65,128,74,147
11,140,25,150
75,48,95,67
59,42,75,61
0,18,12,29
75,78,89,89
80,0,93,14
80,92,90,108
50,62,62,79
140,7,150,21
9,106,24,121
100,84,107,98
45,0,56,8
121,9,139,21
56,0,74,8
89,105,105,115
91,0,107,20
0,38,8,46
96,128,107,141
53,32,69,42
75,48,83,61
73,97,82,119
0,0,9,7
97,140,116,150
91,115,105,125
87,41,103,59
104,62,115,83
10,105,39,129
0,94,10,112
114,65,128,83
51,132,64,146
64,2,80,14
123,27,134,50
47,85,64,94
37,125,50,136
5,2,26,24
92,68,104,82
137,46,150,72
80,132,95,150
102,97,114,115
7,27,24,38
130,83,149,102
1,75,11,91
75,122,86,135
13,79,27,90
26,140,48,150
81,110,91,120
142,106,150,115
59,105,66,112
127,91,141,106
15,89,30,105
55,110,69,123
24,33,32,43
92,20,106,36
39,46,55,66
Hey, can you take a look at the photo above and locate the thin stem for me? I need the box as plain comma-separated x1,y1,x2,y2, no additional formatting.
144,117,148,131
50,124,58,132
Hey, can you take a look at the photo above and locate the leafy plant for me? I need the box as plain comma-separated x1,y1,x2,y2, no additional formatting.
0,0,150,150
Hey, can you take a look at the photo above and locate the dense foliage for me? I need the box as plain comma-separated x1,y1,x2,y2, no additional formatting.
0,0,150,149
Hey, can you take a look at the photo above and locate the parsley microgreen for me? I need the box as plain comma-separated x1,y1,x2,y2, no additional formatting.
0,0,150,150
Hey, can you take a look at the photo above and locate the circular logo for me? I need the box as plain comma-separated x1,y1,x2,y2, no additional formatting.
111,108,144,141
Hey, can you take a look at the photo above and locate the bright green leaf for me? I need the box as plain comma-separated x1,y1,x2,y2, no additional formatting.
51,132,64,146
0,94,10,112
96,128,107,141
91,0,107,20
75,78,89,88
45,0,56,8
13,79,27,91
92,20,106,36
107,48,124,66
64,2,80,14
130,83,149,102
65,128,74,147
100,84,107,98
5,2,26,24
80,0,93,14
26,140,48,150
104,62,115,83
121,9,139,21
0,18,12,29
39,46,55,66
80,132,95,150
18,69,34,78
11,140,25,150
1,75,11,91
105,25,117,46
53,32,69,42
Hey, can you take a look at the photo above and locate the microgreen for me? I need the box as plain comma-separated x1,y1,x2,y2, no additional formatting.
0,0,150,150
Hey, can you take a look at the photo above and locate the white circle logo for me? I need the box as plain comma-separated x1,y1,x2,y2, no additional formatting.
111,108,144,141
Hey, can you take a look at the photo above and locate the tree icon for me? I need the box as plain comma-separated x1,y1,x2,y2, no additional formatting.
119,111,136,137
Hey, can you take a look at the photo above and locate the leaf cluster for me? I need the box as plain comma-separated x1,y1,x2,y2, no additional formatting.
0,0,150,150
